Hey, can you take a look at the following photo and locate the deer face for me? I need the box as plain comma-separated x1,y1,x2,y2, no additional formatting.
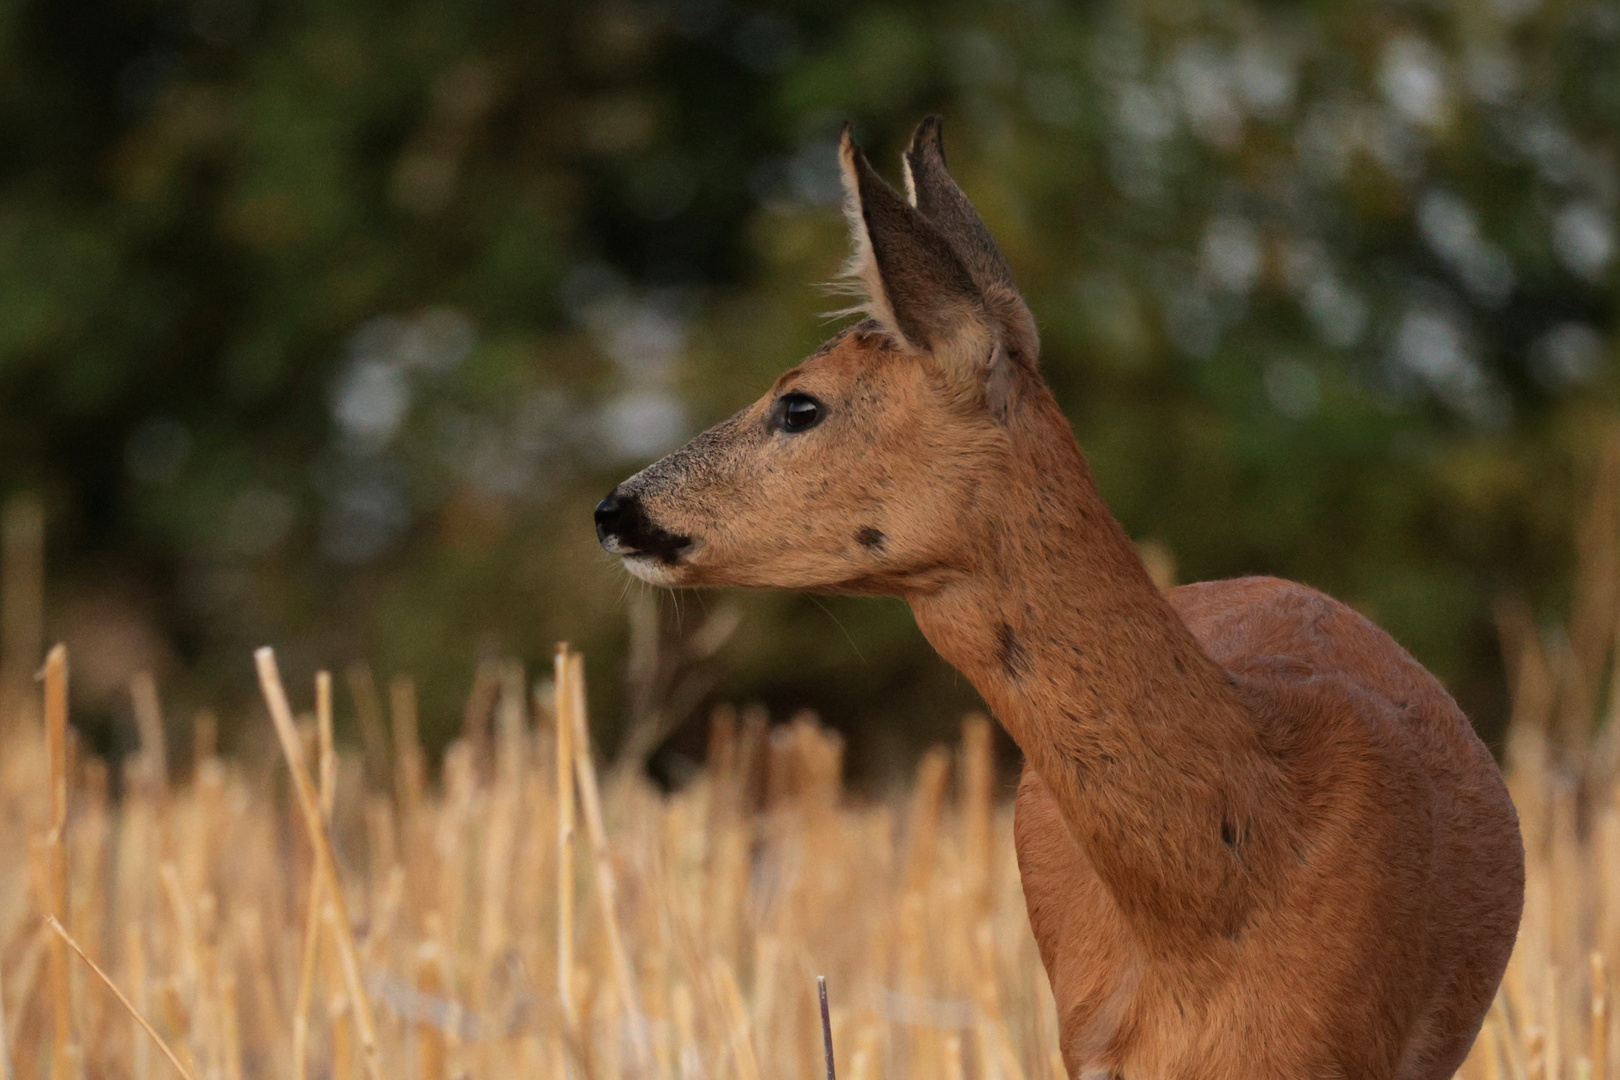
596,117,1041,595
595,321,1006,591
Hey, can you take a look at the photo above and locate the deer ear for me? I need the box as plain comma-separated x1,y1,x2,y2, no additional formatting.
836,126,990,358
902,116,1039,368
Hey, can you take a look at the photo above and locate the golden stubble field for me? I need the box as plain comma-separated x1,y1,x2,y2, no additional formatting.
0,459,1617,1080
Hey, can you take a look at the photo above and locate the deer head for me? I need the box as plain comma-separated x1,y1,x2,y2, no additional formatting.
595,117,1049,595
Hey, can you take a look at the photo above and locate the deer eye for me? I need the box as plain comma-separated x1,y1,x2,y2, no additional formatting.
779,393,822,433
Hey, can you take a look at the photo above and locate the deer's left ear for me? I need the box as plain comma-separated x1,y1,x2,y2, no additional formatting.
902,116,1039,371
836,126,995,374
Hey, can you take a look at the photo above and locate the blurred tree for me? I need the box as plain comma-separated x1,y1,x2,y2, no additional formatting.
0,0,1613,779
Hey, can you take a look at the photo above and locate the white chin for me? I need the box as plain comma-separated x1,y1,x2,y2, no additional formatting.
623,555,682,586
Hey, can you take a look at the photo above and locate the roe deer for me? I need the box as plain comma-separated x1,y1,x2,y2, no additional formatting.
595,118,1524,1079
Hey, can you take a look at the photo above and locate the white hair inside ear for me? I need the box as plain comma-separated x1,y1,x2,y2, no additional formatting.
829,130,913,350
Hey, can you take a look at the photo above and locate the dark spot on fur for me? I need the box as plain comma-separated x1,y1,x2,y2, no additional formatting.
856,527,886,551
1221,819,1238,850
996,621,1030,680
1099,753,1115,765
1173,656,1186,675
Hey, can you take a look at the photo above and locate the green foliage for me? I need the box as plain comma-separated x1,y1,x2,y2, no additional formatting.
0,0,1614,773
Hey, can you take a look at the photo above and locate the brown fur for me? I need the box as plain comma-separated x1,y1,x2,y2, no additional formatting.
600,119,1524,1079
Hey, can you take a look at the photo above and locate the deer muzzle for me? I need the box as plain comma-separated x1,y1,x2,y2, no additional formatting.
594,489,693,566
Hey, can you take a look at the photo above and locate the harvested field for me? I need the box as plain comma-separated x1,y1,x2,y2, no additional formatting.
0,510,1617,1080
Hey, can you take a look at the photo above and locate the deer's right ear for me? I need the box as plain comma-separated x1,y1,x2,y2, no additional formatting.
836,126,990,361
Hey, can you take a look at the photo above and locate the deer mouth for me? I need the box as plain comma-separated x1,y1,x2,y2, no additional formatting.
594,490,695,570
620,548,699,586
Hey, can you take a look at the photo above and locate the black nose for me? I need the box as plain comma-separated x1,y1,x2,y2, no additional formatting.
595,492,627,544
594,488,693,562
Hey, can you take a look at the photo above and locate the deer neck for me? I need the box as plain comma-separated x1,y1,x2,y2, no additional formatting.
907,394,1285,945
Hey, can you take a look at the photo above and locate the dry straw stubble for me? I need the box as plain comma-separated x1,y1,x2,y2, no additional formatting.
3,449,1620,1077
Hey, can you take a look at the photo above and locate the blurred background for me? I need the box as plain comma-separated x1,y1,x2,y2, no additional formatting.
0,0,1614,786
